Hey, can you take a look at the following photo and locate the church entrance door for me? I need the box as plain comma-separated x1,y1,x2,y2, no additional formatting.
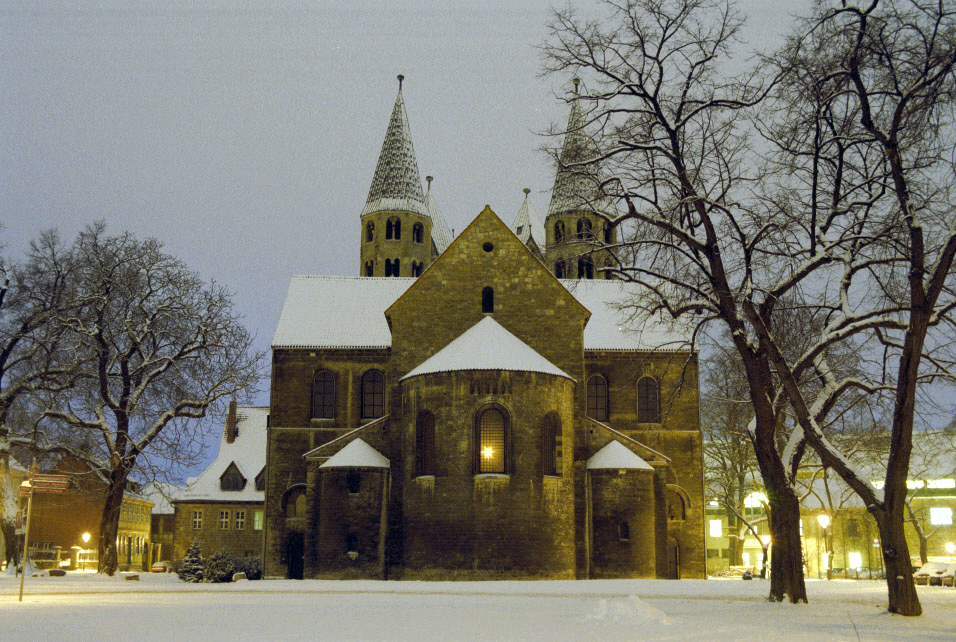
287,532,304,579
666,537,680,579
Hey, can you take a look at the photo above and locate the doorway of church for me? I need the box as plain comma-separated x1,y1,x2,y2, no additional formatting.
666,537,680,579
286,532,304,579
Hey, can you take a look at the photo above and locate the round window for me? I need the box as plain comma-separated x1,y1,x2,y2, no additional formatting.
483,242,494,252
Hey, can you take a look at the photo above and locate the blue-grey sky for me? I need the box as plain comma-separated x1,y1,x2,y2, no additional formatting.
1,0,813,471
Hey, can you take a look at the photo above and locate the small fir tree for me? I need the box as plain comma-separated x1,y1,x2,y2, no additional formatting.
178,540,204,583
203,550,238,583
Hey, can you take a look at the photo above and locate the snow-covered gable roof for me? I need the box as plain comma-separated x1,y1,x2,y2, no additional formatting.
403,317,573,381
361,78,426,217
273,277,691,352
142,481,184,514
587,440,654,470
319,438,389,469
177,406,268,503
425,187,454,253
512,189,545,249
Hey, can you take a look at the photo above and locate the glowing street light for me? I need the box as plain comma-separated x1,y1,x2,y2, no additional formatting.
816,513,830,529
817,513,832,580
81,532,91,544
946,542,955,555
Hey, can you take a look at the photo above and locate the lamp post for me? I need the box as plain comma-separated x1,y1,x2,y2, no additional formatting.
817,513,831,580
759,535,771,579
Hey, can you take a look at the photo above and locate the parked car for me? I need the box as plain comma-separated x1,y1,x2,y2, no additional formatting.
150,560,173,573
913,562,949,585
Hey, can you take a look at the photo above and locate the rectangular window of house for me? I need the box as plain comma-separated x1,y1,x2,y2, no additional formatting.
347,472,361,494
709,519,722,538
253,510,264,531
235,510,246,530
219,510,230,530
192,510,203,530
930,506,953,526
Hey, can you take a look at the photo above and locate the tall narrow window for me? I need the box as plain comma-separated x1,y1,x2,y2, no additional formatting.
361,370,385,418
667,489,686,521
386,217,401,240
637,376,661,423
235,510,246,530
347,472,361,494
346,532,358,552
482,287,494,313
554,221,565,243
416,411,436,476
604,224,612,244
555,260,565,278
411,261,423,277
365,261,374,276
366,221,374,242
578,257,594,279
413,222,424,243
391,259,400,277
619,520,630,541
577,218,592,239
587,375,609,421
192,510,203,530
477,408,507,474
311,370,335,419
385,259,393,277
542,413,560,476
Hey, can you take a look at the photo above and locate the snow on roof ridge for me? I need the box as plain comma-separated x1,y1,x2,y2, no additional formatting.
587,440,654,470
319,438,390,469
402,316,573,381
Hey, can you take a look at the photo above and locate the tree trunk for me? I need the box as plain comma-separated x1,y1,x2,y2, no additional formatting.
97,474,127,576
766,484,807,603
876,514,921,616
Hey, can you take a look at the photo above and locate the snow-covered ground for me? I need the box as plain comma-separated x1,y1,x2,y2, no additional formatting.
1,573,953,641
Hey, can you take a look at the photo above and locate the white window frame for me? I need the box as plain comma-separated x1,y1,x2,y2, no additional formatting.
192,510,203,530
235,510,246,530
219,510,230,530
253,510,264,531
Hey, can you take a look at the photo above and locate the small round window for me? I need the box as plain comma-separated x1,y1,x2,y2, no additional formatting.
483,242,494,253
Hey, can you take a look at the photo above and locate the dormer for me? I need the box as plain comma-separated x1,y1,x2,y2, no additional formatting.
219,462,246,491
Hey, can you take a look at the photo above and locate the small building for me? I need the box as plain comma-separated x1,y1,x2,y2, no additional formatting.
172,404,267,561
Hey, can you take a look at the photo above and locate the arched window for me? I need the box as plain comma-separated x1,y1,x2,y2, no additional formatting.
386,217,401,240
619,520,630,541
347,472,361,494
364,261,374,276
385,259,393,277
311,370,335,419
542,413,560,476
366,221,374,242
586,375,608,421
578,257,594,279
481,286,494,313
392,258,400,277
476,407,508,474
385,259,401,277
346,532,358,552
412,222,424,243
284,487,307,518
667,488,686,521
555,260,565,278
416,411,436,476
361,370,385,419
554,221,565,243
604,224,612,244
412,261,424,277
637,376,661,423
577,218,592,239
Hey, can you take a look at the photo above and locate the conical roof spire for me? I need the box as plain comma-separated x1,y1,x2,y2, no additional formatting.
362,75,426,217
512,188,545,248
547,85,609,218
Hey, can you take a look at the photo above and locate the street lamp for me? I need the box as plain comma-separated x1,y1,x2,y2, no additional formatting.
817,513,831,580
81,532,91,545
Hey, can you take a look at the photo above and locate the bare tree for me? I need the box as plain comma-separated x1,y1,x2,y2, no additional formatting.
9,224,263,575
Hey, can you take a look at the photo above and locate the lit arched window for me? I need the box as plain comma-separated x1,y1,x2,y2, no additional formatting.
637,376,661,423
476,407,508,474
386,217,401,240
311,370,335,419
364,261,374,276
577,218,592,239
482,287,494,313
578,256,594,279
555,260,565,278
586,375,608,421
412,222,424,243
554,221,565,244
542,413,560,476
366,221,374,242
361,370,385,419
416,411,436,476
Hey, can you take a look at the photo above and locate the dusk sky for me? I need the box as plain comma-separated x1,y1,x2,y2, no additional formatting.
2,1,814,472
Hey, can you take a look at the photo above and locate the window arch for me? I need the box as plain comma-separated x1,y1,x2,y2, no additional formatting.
411,261,423,277
392,258,400,277
666,487,687,521
577,218,592,239
542,412,561,476
415,411,436,476
637,376,661,423
361,370,385,419
578,256,594,279
283,486,307,518
311,370,335,419
554,221,565,244
385,259,401,277
586,375,608,421
475,406,509,474
385,259,393,277
366,221,374,242
412,222,424,243
482,287,494,313
364,260,374,276
555,260,565,278
385,217,401,240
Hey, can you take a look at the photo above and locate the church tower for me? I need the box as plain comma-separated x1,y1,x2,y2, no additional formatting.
545,80,618,279
360,75,434,278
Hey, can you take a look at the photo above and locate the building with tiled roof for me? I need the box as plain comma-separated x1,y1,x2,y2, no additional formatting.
263,76,705,581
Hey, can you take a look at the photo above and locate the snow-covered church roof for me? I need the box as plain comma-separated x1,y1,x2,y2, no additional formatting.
402,317,572,381
177,406,268,503
512,188,545,248
361,76,427,217
319,438,389,469
587,440,654,470
271,277,692,351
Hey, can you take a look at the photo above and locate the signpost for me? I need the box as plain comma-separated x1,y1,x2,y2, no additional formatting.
18,463,70,602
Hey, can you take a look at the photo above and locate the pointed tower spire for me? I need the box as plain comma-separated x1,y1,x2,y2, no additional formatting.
361,74,426,217
512,187,545,249
547,80,606,217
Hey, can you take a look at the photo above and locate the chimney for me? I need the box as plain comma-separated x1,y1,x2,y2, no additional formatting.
225,401,238,444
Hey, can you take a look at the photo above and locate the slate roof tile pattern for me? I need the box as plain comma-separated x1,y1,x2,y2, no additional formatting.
425,190,455,253
547,98,614,218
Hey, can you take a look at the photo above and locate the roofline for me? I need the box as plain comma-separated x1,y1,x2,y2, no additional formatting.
585,417,671,465
302,415,390,459
401,366,576,383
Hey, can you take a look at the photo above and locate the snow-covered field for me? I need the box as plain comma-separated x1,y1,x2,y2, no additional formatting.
1,573,954,641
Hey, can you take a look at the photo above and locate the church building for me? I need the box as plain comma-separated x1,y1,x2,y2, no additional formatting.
263,76,705,580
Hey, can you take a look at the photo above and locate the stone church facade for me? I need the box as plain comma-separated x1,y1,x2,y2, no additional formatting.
262,77,705,580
